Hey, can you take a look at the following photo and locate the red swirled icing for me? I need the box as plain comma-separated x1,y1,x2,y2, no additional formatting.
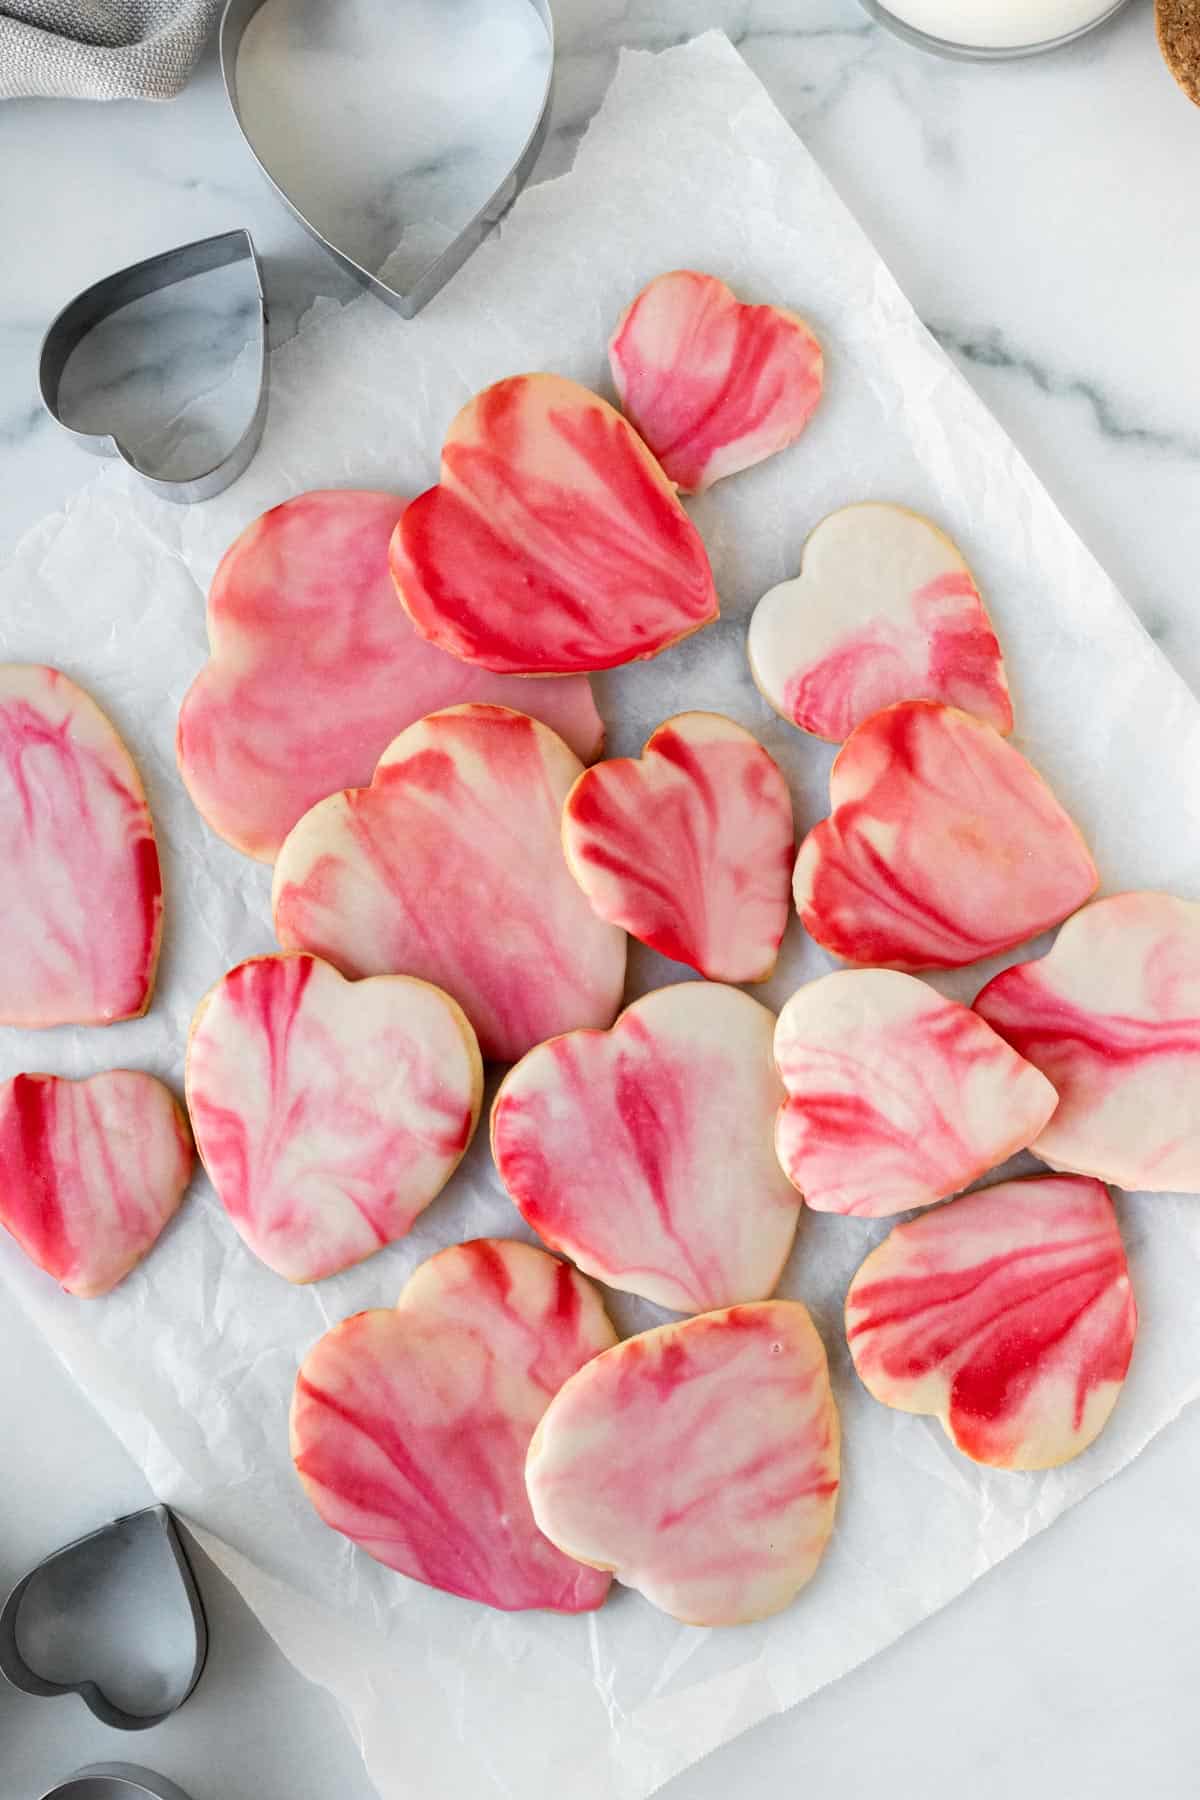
273,704,627,1063
562,711,795,983
0,1072,193,1296
0,664,161,1027
525,1301,840,1626
186,954,483,1282
793,700,1097,969
845,1174,1136,1469
748,504,1012,742
178,490,604,861
389,375,719,674
492,983,802,1313
975,890,1200,1191
773,969,1058,1217
608,271,823,493
291,1238,616,1612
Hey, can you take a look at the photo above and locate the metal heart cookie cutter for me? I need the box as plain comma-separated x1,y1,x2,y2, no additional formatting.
37,228,268,504
220,0,555,318
41,1766,195,1800
0,1504,208,1731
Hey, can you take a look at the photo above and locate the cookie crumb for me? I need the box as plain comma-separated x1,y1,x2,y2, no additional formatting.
1157,0,1200,106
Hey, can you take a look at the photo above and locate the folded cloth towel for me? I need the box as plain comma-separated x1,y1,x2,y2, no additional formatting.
1,0,222,100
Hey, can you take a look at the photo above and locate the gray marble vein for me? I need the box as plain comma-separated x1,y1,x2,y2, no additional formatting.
933,320,1200,462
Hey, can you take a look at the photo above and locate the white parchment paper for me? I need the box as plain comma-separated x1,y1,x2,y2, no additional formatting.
3,33,1200,1800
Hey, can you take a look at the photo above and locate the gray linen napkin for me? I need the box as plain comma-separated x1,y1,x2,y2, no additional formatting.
1,0,222,100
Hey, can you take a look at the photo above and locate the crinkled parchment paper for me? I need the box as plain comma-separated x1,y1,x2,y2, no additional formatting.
2,33,1199,1800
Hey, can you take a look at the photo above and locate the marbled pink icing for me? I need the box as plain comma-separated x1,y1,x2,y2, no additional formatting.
561,711,795,983
186,954,483,1282
845,1175,1136,1470
793,701,1098,970
608,271,823,493
0,664,162,1027
388,375,719,674
975,890,1200,1191
178,490,604,862
773,969,1059,1217
273,705,627,1063
0,1071,193,1296
492,983,802,1313
747,504,1012,741
291,1238,616,1611
525,1301,840,1625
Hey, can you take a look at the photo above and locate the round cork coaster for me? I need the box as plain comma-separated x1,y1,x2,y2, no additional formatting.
1157,0,1200,105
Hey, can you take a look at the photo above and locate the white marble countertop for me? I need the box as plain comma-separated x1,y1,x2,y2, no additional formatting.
2,3,1199,1796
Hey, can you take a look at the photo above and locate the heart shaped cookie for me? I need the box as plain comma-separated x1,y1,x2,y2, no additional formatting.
492,983,802,1312
291,1238,616,1612
0,1072,194,1297
975,890,1200,1191
186,954,483,1282
793,701,1098,970
273,704,627,1063
845,1175,1137,1469
608,271,824,493
388,374,719,674
525,1301,840,1626
747,504,1013,742
561,712,794,983
774,970,1058,1217
178,490,604,862
0,665,162,1027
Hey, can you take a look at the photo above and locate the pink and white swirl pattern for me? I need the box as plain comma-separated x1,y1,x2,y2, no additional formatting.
388,374,719,674
291,1238,617,1612
0,1072,193,1297
845,1175,1137,1470
793,700,1098,970
561,711,795,983
748,503,1012,742
492,983,802,1313
773,969,1059,1217
525,1302,840,1626
608,270,823,493
273,705,627,1063
975,890,1200,1191
177,490,603,862
0,664,162,1027
186,954,483,1283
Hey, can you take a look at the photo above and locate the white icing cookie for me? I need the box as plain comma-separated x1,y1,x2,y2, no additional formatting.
774,969,1059,1217
492,983,802,1313
748,504,1012,741
561,712,794,983
186,954,483,1282
272,705,627,1063
525,1301,840,1626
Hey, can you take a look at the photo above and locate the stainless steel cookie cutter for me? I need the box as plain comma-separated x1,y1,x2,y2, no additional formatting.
41,1767,195,1800
37,228,268,504
219,0,555,318
0,1504,208,1731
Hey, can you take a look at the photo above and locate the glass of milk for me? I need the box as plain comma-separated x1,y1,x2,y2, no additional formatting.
860,0,1130,56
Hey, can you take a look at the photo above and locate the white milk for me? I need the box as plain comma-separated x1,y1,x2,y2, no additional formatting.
879,0,1122,49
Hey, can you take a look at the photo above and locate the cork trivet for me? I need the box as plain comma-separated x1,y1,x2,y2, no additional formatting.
1157,0,1200,106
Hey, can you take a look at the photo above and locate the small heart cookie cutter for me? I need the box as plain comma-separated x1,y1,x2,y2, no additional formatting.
37,228,268,505
41,1767,195,1800
219,0,555,319
0,1504,208,1731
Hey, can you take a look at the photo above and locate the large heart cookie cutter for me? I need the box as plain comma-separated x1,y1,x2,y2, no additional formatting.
41,1767,195,1800
0,1504,208,1731
219,0,555,318
37,228,268,504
